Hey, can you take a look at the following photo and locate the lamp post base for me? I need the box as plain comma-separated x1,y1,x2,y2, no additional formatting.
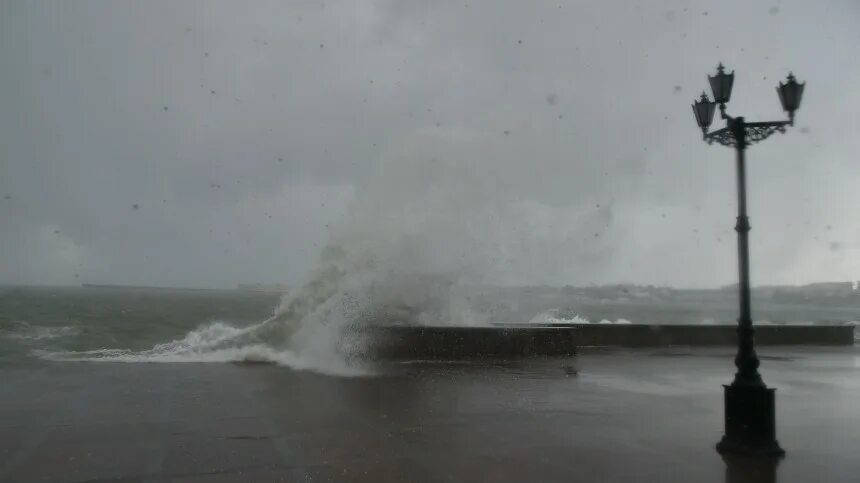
721,453,780,483
716,384,785,457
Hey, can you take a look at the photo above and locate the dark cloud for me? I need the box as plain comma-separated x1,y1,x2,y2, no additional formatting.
1,0,859,288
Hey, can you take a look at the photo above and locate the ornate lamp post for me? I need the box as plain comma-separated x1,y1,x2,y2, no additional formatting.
692,64,804,457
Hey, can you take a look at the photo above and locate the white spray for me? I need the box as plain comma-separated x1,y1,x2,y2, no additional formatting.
46,129,614,374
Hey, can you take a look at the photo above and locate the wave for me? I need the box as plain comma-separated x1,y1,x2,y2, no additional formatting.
528,310,632,325
32,257,452,376
35,344,368,376
34,318,369,376
2,323,81,341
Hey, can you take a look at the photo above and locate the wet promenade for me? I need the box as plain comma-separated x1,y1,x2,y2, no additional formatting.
1,346,858,482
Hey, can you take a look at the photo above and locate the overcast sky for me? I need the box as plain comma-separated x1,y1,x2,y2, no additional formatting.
1,0,859,289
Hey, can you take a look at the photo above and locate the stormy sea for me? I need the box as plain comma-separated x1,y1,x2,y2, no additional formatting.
2,281,857,376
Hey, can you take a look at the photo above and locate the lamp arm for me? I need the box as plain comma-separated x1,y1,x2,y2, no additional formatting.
719,103,733,121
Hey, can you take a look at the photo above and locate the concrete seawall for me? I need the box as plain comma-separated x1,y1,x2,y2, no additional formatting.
366,324,856,359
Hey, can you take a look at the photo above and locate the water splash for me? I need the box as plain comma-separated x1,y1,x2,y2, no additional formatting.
39,130,603,375
528,309,632,325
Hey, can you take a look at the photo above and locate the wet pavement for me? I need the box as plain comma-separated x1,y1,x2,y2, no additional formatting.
1,346,859,482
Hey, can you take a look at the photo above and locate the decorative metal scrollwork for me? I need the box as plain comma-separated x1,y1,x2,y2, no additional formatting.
705,127,737,147
705,121,790,147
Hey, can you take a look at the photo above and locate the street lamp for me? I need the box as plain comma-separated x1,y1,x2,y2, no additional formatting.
691,63,804,457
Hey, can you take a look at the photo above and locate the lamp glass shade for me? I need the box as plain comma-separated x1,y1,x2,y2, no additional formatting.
777,73,804,113
692,93,716,129
708,63,734,104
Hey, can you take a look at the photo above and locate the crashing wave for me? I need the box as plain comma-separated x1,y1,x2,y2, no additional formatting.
38,247,469,376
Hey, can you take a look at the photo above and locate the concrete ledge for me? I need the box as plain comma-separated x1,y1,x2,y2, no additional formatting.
366,326,577,360
365,324,855,359
539,323,856,347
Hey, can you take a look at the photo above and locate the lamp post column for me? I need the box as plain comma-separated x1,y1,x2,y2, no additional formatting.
716,115,783,457
731,117,762,387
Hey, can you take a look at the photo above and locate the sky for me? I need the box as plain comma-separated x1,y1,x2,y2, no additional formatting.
1,0,859,289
